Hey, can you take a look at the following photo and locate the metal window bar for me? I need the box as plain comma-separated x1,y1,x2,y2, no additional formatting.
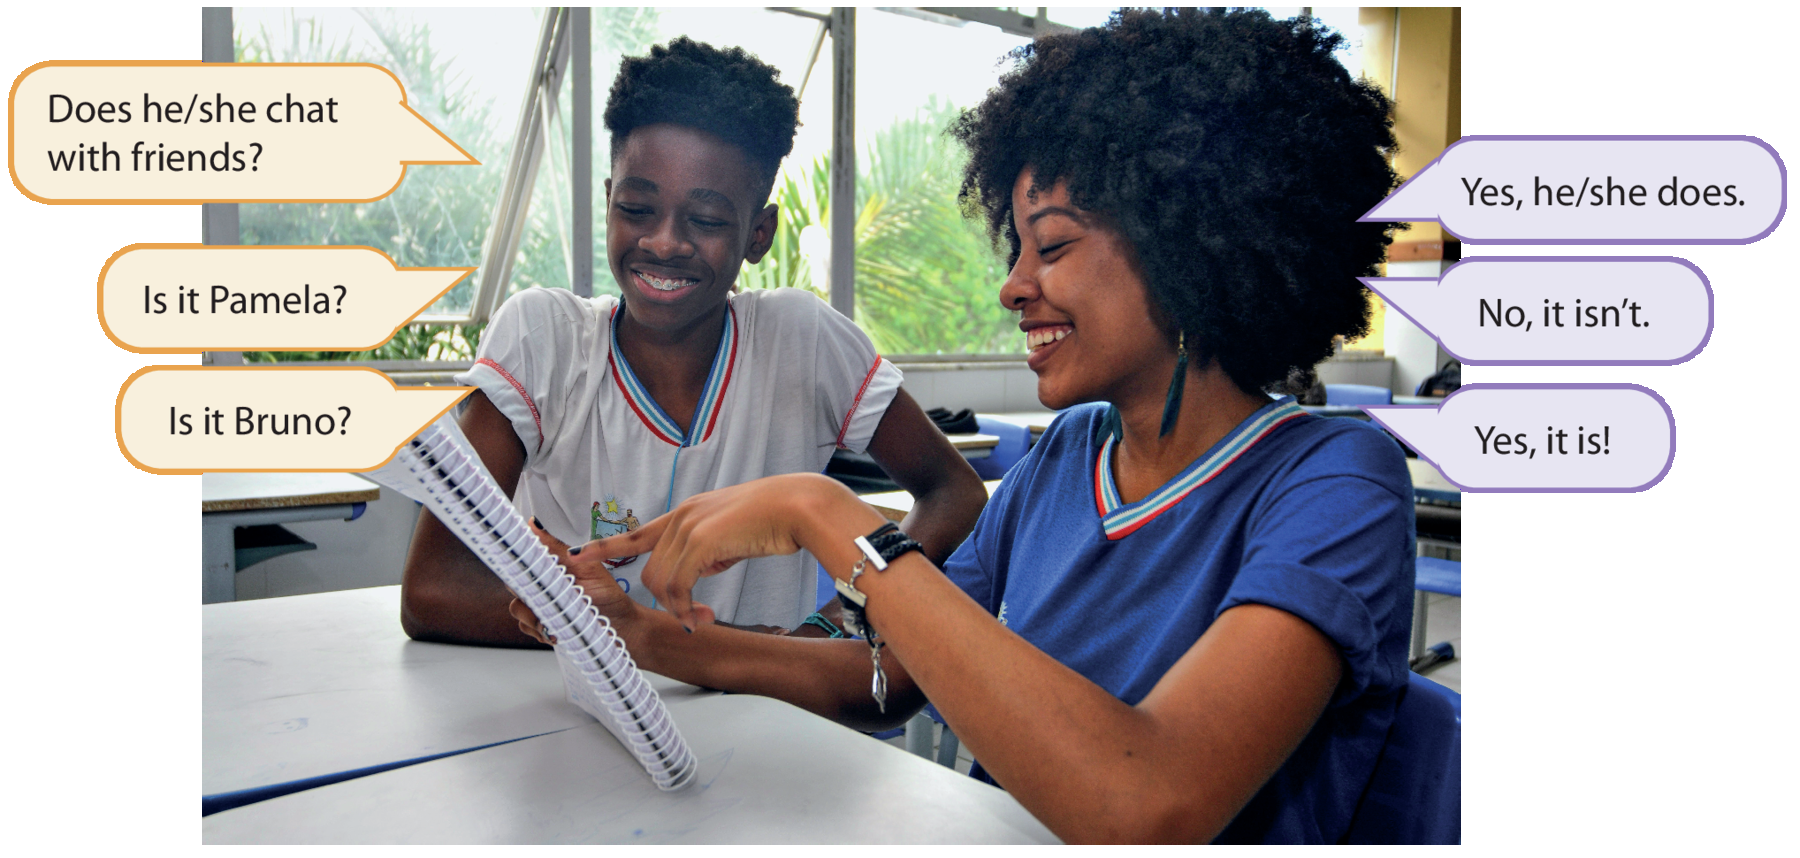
909,7,1074,38
571,7,593,298
201,6,242,365
828,7,856,318
538,64,575,299
439,7,573,325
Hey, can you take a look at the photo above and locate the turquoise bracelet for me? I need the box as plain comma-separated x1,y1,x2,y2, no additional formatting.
800,611,846,638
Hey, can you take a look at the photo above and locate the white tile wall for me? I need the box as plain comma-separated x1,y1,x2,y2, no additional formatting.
1002,368,1047,411
899,371,937,410
1315,355,1396,390
934,368,1007,412
897,362,1037,413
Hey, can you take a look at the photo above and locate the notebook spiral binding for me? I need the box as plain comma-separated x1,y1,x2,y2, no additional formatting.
400,424,699,791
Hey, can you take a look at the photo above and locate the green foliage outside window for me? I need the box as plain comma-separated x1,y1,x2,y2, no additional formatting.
737,98,1019,355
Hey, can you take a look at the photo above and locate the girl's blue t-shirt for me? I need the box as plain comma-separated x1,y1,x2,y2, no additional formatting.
941,399,1415,843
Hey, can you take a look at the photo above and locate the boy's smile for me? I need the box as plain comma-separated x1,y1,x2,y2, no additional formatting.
605,123,778,338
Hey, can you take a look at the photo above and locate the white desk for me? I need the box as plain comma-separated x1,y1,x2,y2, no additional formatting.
1407,458,1460,507
204,586,632,799
831,432,997,467
201,472,383,513
862,480,1003,523
201,473,381,603
204,694,1057,844
203,586,1058,844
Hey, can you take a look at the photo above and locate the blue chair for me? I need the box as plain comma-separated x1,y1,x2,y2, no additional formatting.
930,705,959,767
1412,556,1461,663
815,563,837,615
970,416,1032,480
1325,383,1394,406
1343,672,1461,844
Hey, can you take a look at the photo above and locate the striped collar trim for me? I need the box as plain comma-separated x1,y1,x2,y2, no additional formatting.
1093,400,1307,540
607,303,738,448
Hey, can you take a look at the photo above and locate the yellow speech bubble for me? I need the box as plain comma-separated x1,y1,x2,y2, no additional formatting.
10,62,475,204
99,244,472,353
116,366,469,474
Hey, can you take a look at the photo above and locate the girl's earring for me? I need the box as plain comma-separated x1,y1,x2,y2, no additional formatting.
1093,404,1122,447
1159,330,1188,438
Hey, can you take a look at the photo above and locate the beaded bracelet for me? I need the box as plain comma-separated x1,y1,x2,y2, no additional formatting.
799,611,846,638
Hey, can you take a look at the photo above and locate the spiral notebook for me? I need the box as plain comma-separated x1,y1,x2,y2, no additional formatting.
365,416,698,791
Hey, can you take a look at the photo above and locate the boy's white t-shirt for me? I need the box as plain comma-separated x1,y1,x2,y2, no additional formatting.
455,286,902,627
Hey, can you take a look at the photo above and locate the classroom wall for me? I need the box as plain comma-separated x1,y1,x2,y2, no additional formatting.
1383,259,1453,397
1316,353,1397,390
896,361,1041,413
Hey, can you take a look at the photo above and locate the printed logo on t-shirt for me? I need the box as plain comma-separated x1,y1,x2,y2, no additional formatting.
591,497,641,571
997,601,1009,627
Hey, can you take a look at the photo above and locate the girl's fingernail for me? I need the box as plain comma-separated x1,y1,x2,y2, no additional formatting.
569,546,581,555
530,516,543,529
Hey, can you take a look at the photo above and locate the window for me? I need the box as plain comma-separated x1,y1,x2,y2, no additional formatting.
233,7,545,360
846,10,1028,356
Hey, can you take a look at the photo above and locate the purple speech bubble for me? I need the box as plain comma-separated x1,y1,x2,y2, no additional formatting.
1365,384,1675,493
1364,257,1713,366
1361,136,1786,244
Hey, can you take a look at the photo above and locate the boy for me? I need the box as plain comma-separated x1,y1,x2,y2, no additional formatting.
401,37,985,645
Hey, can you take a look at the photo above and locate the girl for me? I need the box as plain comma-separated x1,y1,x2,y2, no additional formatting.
522,11,1411,843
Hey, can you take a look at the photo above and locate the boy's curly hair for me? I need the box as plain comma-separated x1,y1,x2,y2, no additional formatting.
604,36,800,202
950,9,1401,393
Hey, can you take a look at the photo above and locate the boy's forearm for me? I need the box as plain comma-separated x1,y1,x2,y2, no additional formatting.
860,388,987,565
896,467,987,565
400,509,549,648
399,389,540,647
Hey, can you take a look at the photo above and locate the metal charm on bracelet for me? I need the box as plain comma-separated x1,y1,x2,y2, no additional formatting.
834,546,886,713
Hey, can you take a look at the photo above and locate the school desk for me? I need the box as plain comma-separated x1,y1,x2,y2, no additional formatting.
202,586,1058,844
831,432,997,468
1407,458,1460,554
861,480,1004,523
1407,458,1460,508
200,473,381,603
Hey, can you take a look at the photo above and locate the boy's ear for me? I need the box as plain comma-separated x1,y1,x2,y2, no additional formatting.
603,177,612,204
743,203,780,264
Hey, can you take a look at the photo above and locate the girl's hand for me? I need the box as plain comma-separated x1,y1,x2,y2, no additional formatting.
508,518,647,645
582,473,874,630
